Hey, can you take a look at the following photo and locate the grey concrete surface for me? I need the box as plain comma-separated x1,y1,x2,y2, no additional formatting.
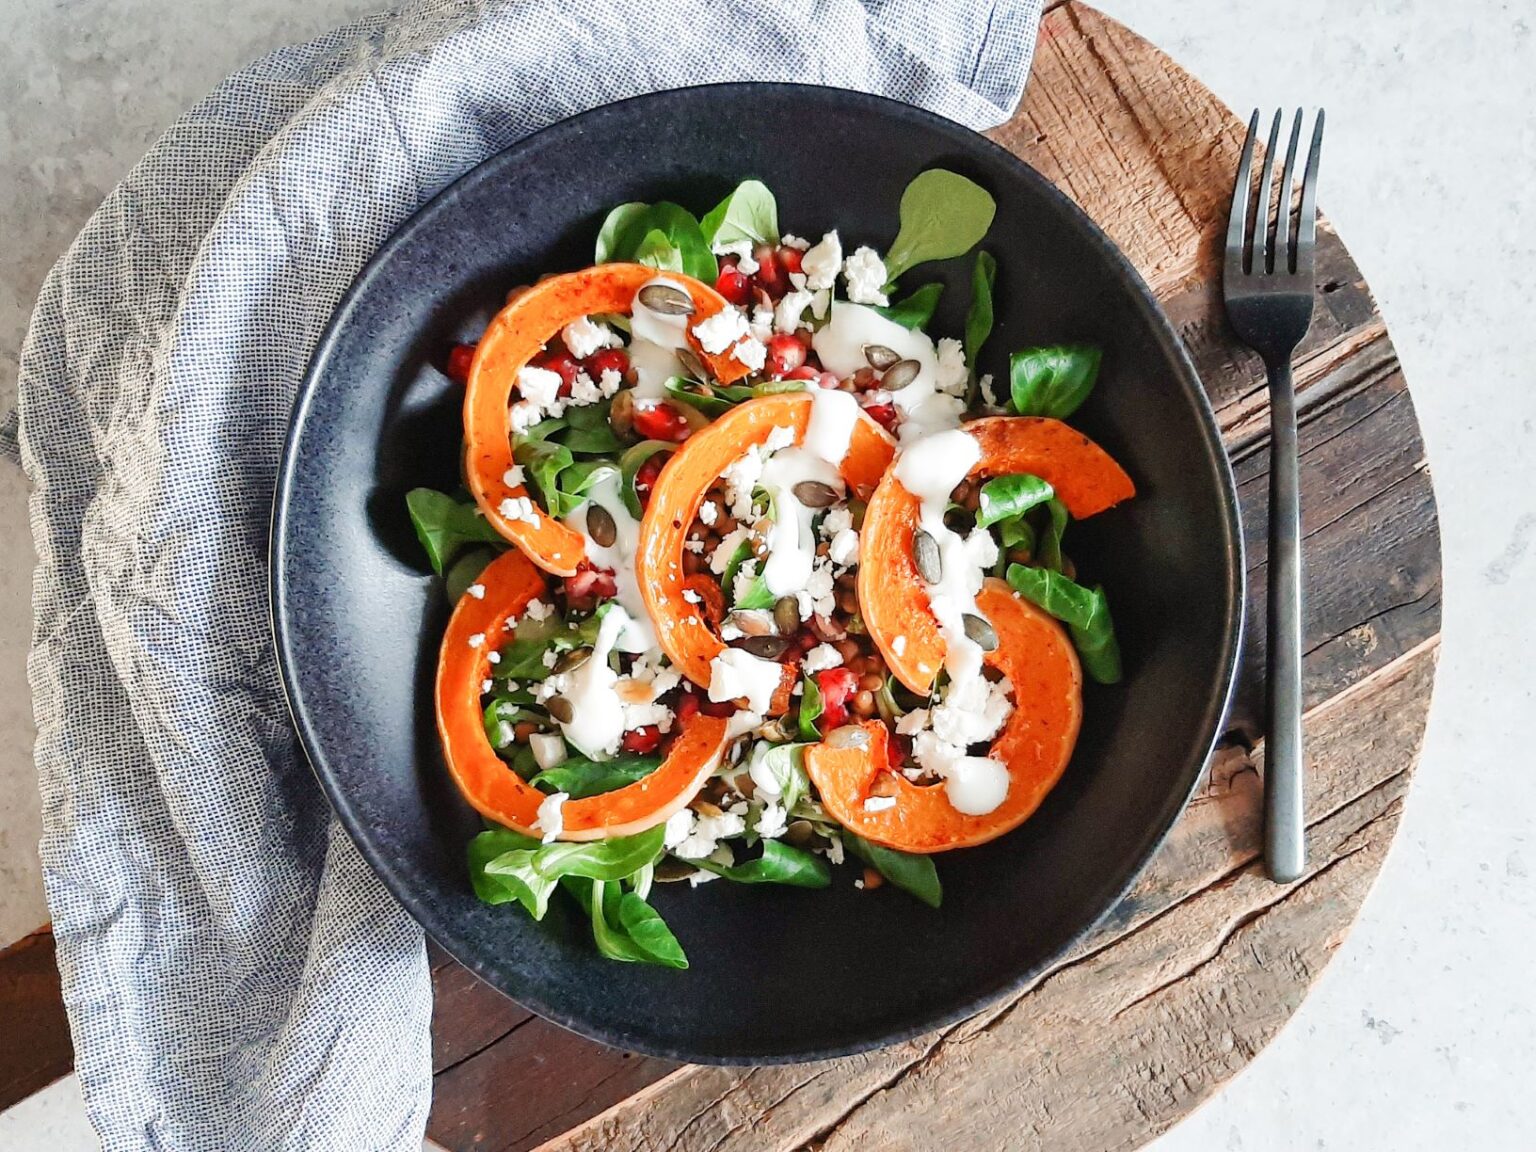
2,0,1532,1147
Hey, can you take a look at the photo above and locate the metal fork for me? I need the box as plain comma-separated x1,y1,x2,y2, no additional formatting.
1224,108,1325,884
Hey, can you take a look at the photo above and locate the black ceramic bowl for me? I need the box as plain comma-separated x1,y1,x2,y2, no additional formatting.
272,84,1242,1063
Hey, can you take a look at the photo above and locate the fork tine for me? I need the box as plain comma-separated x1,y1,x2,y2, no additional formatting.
1226,110,1260,278
1296,109,1326,273
1253,111,1283,274
1273,109,1303,274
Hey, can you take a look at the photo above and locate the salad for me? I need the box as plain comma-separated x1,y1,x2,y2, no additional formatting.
407,171,1135,968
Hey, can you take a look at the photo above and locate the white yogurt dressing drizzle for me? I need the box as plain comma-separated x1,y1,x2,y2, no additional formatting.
566,468,655,653
628,275,691,399
892,428,1012,815
550,603,631,759
811,302,965,440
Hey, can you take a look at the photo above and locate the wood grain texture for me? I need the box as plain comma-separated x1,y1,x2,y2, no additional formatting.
0,928,73,1112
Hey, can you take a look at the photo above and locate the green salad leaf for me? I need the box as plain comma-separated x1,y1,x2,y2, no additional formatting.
999,515,1035,553
1037,498,1069,573
873,282,944,330
556,400,623,455
595,201,716,282
1006,563,1122,684
579,879,689,968
493,609,606,681
700,179,779,248
975,473,1054,529
665,377,734,418
845,833,943,908
797,675,824,741
618,440,677,519
964,250,998,403
444,546,497,603
514,438,606,518
467,827,542,906
405,488,504,575
754,742,810,815
691,840,831,888
882,169,996,283
482,697,543,750
1008,344,1103,418
529,753,662,799
478,826,667,920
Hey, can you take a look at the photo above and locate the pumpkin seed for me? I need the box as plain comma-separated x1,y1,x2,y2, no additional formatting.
774,595,801,636
739,635,792,661
585,503,617,548
725,608,776,637
755,716,795,743
608,388,636,437
792,479,840,508
962,612,999,652
862,343,900,370
637,283,696,316
545,695,575,723
784,819,816,847
880,359,921,392
675,346,707,381
826,725,871,750
912,529,942,584
552,645,593,674
655,857,699,882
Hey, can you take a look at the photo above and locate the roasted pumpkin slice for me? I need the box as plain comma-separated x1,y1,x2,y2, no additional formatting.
805,580,1081,852
464,263,750,576
859,416,1134,694
436,549,730,839
635,392,895,712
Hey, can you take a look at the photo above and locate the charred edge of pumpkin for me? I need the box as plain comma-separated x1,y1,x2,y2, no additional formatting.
463,263,741,576
860,416,1135,694
637,394,895,715
804,581,1082,853
436,549,733,840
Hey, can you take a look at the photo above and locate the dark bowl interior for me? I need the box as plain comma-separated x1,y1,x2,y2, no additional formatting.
272,84,1242,1063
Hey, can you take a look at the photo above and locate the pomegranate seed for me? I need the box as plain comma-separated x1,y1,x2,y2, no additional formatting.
816,667,860,729
632,401,693,443
765,334,807,378
621,726,662,754
583,347,629,381
715,265,754,306
702,697,738,718
564,562,618,602
633,453,667,507
886,732,910,771
538,351,582,397
785,365,822,381
445,342,477,384
753,245,788,299
864,403,900,432
674,690,702,724
778,246,804,275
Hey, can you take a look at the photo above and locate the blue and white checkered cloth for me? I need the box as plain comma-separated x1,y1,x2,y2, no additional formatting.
13,0,1040,1146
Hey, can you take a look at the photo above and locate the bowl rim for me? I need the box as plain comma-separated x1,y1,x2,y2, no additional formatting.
270,80,1246,1065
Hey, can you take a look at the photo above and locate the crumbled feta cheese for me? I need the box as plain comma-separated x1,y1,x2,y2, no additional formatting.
979,373,1000,408
529,732,567,771
841,246,890,306
820,506,853,539
502,465,525,487
863,795,897,813
781,234,811,251
467,633,485,649
487,651,501,665
663,807,695,850
731,558,761,606
892,635,907,656
749,305,775,343
810,289,831,320
788,271,808,291
929,672,1013,748
755,801,789,840
682,587,702,605
598,367,623,397
935,337,968,397
535,791,567,843
828,526,859,567
693,309,751,355
708,648,783,713
684,537,706,554
698,500,718,526
854,878,866,890
481,678,494,694
492,720,515,748
721,451,766,520
669,807,749,860
805,556,837,618
561,316,618,360
775,289,815,334
895,707,930,736
802,231,843,291
524,598,552,621
764,424,796,452
541,648,559,669
802,643,844,674
466,583,486,600
508,400,542,434
516,364,563,408
826,836,845,865
713,239,759,274
732,336,767,372
498,496,539,525
568,371,603,406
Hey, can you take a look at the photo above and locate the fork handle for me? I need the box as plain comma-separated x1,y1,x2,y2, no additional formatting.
1266,360,1305,882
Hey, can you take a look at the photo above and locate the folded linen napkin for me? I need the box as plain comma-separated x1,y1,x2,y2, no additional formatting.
14,0,1041,1146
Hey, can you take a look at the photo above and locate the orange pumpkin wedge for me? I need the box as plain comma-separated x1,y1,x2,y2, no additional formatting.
436,548,730,840
636,392,896,711
465,263,751,577
805,580,1081,852
859,416,1135,694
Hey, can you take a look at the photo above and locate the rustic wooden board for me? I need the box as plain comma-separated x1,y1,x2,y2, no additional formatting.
424,5,1442,1151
